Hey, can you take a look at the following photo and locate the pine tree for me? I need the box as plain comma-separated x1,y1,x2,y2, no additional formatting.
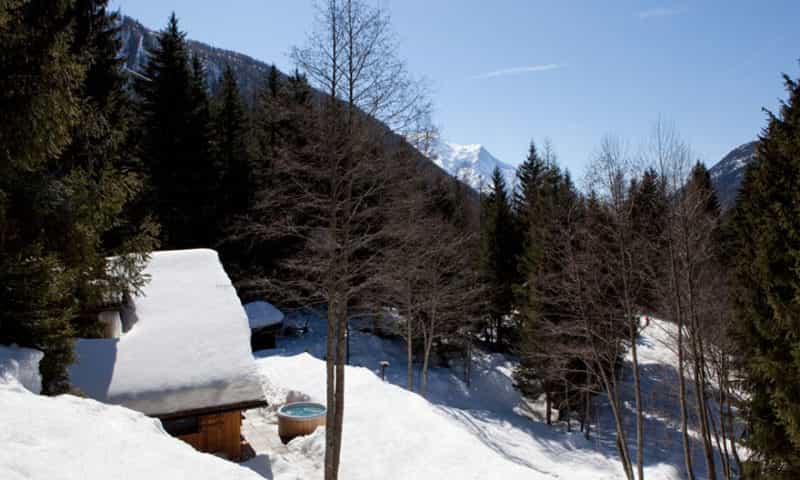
213,65,252,218
0,0,153,393
628,168,668,311
514,141,547,216
733,66,800,479
480,167,516,347
135,14,216,248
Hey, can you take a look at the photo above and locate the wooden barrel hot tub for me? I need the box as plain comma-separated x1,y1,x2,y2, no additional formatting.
277,402,326,443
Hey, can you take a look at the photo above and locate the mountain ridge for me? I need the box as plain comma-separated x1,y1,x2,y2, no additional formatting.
709,141,757,208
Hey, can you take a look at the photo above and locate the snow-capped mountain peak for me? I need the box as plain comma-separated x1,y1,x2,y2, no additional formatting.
429,139,516,192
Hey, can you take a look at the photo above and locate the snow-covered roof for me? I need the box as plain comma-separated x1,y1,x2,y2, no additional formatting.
244,301,285,329
69,249,265,416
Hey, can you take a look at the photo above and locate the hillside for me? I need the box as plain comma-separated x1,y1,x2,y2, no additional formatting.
238,312,725,479
119,16,275,99
709,141,757,208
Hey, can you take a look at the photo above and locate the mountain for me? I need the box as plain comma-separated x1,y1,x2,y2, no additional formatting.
117,16,480,204
709,141,757,208
118,16,274,99
430,140,516,192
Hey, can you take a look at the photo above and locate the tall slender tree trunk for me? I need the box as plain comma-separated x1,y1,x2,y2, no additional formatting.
665,226,695,480
406,318,414,390
683,229,716,480
718,372,732,479
421,334,433,398
324,296,339,480
629,318,645,480
331,299,347,476
584,388,592,440
599,366,635,480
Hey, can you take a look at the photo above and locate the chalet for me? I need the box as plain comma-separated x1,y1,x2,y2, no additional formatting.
244,301,285,351
69,249,267,461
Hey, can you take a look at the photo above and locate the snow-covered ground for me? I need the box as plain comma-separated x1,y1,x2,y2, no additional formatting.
239,313,714,479
0,343,263,480
0,377,265,480
1,310,729,479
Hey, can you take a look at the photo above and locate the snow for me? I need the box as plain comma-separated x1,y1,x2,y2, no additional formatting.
425,137,516,192
69,249,265,416
245,301,285,329
3,302,729,478
236,313,732,480
0,345,43,394
0,377,263,480
240,313,722,479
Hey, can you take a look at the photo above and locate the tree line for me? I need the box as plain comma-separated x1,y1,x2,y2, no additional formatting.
479,71,800,478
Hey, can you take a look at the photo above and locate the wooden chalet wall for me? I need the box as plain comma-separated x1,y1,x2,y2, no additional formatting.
173,410,243,460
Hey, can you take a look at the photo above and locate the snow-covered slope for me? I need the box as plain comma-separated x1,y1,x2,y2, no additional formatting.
242,312,708,479
0,378,263,480
430,140,516,192
709,141,757,208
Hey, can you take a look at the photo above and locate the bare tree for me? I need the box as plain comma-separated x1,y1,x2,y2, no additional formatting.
586,136,651,480
381,128,484,397
531,188,637,479
380,127,437,391
647,120,697,480
241,2,431,478
648,120,724,480
416,223,483,397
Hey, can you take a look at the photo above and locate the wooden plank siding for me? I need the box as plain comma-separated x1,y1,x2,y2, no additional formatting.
175,410,243,460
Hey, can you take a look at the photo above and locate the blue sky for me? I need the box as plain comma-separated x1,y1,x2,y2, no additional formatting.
112,1,800,174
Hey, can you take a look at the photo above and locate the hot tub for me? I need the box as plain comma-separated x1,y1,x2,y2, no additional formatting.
277,402,326,443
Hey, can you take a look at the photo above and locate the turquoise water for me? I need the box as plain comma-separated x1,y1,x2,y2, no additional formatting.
281,403,326,417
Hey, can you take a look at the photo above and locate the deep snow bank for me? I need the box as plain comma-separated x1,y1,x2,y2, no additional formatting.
0,378,263,480
256,353,539,479
0,345,43,394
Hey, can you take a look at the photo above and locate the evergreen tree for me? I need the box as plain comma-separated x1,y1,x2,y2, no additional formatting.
213,65,252,218
135,14,216,248
514,141,547,216
688,162,721,216
480,167,516,347
628,168,668,311
0,0,153,392
733,66,800,479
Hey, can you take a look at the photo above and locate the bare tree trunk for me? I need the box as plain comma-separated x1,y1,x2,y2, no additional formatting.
683,231,716,480
654,123,696,480
629,318,645,480
406,315,414,390
324,297,339,480
717,367,732,480
331,300,347,476
464,340,472,387
598,366,635,480
678,322,695,478
421,332,433,398
584,388,592,440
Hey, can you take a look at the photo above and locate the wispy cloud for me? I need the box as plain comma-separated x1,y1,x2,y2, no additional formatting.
473,64,563,80
637,7,685,19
